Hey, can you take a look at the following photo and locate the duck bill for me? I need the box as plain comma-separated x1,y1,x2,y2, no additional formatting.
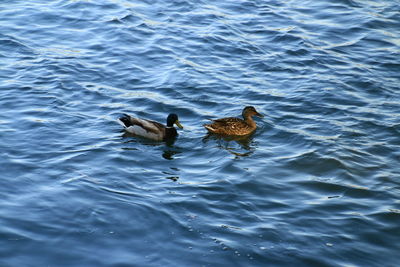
175,120,183,129
255,112,264,118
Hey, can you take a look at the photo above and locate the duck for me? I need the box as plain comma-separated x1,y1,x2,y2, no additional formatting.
118,113,183,141
203,106,263,136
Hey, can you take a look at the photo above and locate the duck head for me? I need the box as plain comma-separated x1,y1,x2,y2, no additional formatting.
167,113,183,129
242,106,263,118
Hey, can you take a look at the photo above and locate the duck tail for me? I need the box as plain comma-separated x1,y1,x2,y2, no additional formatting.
203,124,216,133
118,114,133,128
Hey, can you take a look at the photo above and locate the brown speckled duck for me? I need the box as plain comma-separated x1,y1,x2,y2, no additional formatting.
203,106,263,136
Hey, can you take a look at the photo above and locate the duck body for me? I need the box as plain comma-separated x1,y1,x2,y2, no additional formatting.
204,106,263,136
118,113,183,141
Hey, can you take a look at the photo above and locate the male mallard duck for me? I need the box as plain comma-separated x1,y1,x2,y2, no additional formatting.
203,106,263,136
118,113,183,141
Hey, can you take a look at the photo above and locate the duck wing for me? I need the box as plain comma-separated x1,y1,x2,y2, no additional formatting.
212,117,244,125
130,117,165,134
118,114,165,134
204,117,251,135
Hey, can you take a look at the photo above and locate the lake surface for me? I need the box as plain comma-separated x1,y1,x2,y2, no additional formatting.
1,0,399,266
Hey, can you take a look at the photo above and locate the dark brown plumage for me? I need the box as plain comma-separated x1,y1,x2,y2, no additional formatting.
203,106,263,136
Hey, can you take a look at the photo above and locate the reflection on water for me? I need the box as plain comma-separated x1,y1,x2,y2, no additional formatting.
121,130,182,160
202,133,256,157
162,148,181,160
164,174,179,182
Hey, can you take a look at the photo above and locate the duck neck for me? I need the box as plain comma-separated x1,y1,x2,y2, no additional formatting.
164,127,178,140
243,115,256,128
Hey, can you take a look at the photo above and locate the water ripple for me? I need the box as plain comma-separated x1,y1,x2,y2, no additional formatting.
1,0,399,266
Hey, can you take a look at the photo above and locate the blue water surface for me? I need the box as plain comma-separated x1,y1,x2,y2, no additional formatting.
1,0,399,266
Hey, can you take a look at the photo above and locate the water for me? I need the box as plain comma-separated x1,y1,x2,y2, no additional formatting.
1,0,399,266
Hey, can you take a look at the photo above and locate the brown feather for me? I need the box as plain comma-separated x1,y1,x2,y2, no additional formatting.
203,106,262,136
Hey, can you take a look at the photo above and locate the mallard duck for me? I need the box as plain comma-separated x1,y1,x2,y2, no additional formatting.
118,113,183,141
203,106,263,136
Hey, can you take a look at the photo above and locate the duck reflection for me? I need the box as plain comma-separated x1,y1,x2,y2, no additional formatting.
162,148,181,160
119,130,182,182
163,167,180,182
202,133,255,157
120,131,182,161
